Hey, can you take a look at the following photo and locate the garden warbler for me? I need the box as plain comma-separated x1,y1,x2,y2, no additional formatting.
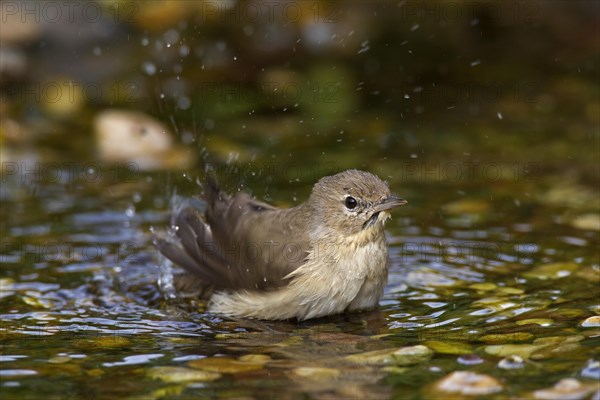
156,169,406,320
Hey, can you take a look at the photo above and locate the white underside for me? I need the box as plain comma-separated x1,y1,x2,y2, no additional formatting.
208,227,389,320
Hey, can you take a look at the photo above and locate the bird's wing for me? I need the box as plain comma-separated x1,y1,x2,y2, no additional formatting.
157,176,311,291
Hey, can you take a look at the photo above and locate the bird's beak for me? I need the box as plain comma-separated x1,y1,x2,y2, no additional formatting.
362,195,407,229
372,195,407,213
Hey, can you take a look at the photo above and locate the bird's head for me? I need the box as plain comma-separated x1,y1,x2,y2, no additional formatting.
308,169,407,241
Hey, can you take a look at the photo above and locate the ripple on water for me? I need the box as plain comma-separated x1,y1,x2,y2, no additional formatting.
103,354,164,367
0,370,38,377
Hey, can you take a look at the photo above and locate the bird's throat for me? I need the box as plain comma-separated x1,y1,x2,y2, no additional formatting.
362,212,380,230
363,209,391,229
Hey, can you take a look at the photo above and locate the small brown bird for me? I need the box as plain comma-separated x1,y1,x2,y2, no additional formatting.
156,169,406,320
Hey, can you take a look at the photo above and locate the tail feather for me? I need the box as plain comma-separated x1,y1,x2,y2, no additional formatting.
155,170,236,295
155,239,210,280
174,208,235,287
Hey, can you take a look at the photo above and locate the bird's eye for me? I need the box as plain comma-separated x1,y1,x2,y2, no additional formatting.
344,196,358,210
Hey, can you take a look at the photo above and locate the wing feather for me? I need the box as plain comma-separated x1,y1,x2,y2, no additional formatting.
157,176,313,293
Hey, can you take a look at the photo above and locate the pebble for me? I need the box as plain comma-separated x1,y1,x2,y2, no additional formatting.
188,356,265,373
469,283,496,291
238,354,271,364
434,371,503,395
516,319,553,326
74,336,130,349
569,213,600,231
457,354,485,366
147,366,221,383
497,355,525,369
480,332,533,343
291,367,341,381
496,287,525,295
393,345,435,366
523,262,580,280
424,340,472,355
582,316,600,328
581,360,600,380
485,335,583,359
485,343,541,359
533,378,598,400
345,345,433,366
94,109,194,170
47,356,72,364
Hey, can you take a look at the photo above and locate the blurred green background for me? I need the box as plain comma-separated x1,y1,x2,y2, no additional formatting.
2,1,598,178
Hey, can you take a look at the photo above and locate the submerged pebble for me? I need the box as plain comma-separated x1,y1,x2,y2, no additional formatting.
496,287,525,295
480,332,534,343
497,355,525,369
457,354,485,366
569,213,600,231
516,319,554,327
533,378,599,400
393,345,435,366
434,371,503,395
238,354,271,364
147,366,221,383
74,336,130,349
424,340,472,355
485,335,583,360
291,367,341,381
581,360,600,380
485,343,541,359
581,316,600,327
47,356,72,364
345,345,433,366
523,262,580,280
188,356,265,373
469,283,496,291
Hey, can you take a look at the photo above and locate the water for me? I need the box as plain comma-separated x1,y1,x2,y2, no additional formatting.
1,158,598,398
1,2,599,399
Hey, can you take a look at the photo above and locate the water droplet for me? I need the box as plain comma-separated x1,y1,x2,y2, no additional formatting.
177,97,191,110
125,205,135,218
142,62,157,76
358,40,370,54
164,29,179,46
179,45,190,57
